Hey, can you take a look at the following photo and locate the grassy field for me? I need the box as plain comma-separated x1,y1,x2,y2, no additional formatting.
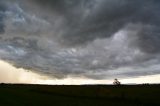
0,84,160,106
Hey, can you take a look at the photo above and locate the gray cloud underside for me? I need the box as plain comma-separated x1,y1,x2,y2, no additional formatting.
0,0,160,79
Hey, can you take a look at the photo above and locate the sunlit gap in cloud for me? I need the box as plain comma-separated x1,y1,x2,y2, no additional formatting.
0,59,159,85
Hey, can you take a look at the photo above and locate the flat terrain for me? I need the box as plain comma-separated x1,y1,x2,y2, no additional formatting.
0,84,160,106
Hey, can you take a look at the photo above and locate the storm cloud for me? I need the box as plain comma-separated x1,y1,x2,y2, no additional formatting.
0,0,160,79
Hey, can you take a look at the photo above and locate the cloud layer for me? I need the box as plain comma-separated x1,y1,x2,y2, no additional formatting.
0,0,160,79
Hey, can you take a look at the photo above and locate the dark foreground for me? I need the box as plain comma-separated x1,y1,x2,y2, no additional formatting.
0,84,160,106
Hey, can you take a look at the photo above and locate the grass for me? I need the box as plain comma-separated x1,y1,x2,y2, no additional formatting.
0,84,160,106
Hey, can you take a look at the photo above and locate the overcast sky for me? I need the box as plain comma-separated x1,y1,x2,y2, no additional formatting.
0,0,160,83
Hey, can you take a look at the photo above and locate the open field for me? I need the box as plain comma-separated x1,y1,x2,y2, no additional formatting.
0,84,160,106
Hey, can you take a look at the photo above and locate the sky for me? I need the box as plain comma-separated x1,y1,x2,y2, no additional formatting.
0,60,160,84
0,0,160,84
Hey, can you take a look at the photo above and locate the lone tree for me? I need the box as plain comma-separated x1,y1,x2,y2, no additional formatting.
113,78,121,85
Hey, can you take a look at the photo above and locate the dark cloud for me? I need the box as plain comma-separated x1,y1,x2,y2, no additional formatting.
0,0,160,79
29,0,160,46
0,1,6,34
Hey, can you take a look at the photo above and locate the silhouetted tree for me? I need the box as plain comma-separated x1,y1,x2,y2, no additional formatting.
113,78,121,85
